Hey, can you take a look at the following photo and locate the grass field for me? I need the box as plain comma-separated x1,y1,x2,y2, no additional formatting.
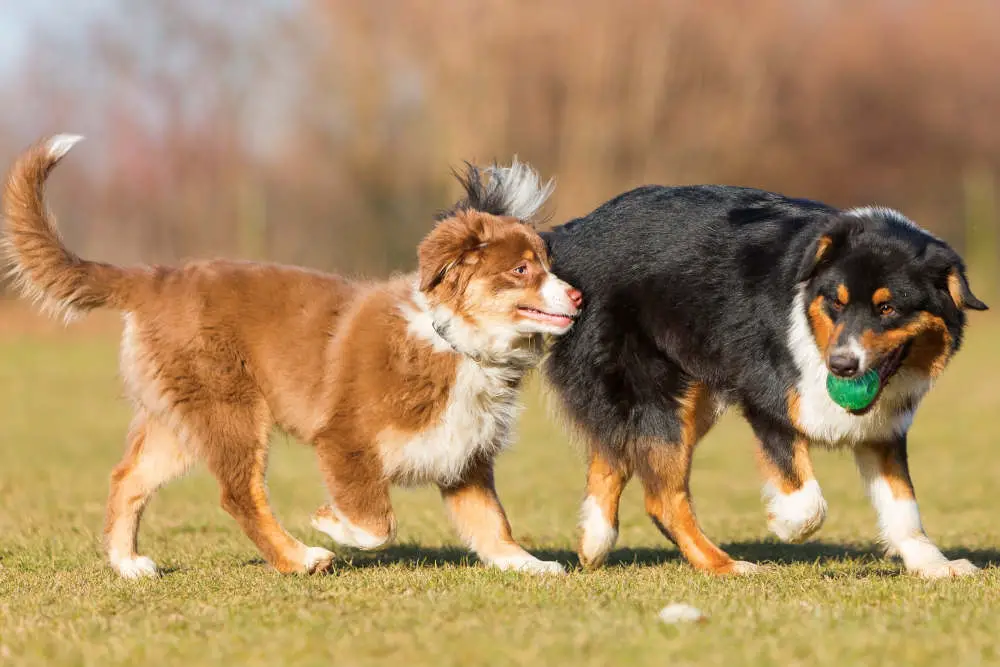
1,306,998,667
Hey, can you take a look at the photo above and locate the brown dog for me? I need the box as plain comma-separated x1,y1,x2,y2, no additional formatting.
2,135,581,578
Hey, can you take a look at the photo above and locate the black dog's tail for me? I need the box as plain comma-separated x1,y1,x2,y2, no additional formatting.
440,157,554,224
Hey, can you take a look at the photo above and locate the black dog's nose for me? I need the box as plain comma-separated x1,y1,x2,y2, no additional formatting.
828,352,860,378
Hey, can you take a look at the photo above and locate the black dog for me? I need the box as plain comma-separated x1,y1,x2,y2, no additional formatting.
542,186,986,578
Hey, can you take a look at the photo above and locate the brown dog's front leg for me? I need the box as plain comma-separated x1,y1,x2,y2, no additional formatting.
440,458,564,575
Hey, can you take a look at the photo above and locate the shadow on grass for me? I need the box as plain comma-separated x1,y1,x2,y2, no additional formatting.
718,540,1000,569
590,541,894,569
270,540,1000,572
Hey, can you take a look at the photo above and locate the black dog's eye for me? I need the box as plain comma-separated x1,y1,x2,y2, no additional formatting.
830,297,845,312
878,303,895,317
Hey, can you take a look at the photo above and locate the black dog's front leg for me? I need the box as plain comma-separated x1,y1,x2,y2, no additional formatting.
747,407,828,543
854,437,978,578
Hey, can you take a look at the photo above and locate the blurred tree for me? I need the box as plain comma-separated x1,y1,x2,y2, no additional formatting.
0,0,998,285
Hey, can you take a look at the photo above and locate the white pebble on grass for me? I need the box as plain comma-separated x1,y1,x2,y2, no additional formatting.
658,603,708,625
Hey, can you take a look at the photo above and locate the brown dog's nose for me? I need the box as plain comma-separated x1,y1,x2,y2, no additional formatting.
567,287,583,309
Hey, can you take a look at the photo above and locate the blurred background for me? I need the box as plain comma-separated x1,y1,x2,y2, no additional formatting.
2,8,1000,663
1,0,999,290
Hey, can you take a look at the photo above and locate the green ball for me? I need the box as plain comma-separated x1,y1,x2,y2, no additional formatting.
826,369,880,411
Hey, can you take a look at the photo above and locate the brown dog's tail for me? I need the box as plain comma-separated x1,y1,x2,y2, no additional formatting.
2,135,148,321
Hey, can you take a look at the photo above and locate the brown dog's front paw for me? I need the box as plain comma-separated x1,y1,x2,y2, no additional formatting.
301,546,336,574
719,560,766,575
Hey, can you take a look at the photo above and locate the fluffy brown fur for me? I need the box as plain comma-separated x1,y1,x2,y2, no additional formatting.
2,135,581,578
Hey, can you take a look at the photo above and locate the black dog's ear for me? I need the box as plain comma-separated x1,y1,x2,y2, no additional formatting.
922,243,988,311
949,269,988,310
795,216,860,283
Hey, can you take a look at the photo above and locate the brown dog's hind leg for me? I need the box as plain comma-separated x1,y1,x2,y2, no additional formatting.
202,405,333,574
104,413,196,578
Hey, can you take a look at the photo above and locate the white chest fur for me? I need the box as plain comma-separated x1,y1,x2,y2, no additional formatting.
787,287,930,446
379,356,522,486
382,289,528,486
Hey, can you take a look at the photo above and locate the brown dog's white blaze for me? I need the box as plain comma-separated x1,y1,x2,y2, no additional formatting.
2,135,575,578
517,277,582,329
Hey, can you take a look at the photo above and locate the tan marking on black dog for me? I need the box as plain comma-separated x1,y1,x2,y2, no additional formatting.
947,270,965,309
860,311,952,378
765,389,818,494
640,440,742,575
872,287,892,306
815,235,833,264
677,381,717,448
808,296,838,355
865,441,916,500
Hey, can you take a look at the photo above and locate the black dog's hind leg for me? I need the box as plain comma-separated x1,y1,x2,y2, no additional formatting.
633,383,761,575
578,449,631,568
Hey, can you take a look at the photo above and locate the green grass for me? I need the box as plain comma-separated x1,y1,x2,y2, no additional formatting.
1,319,998,667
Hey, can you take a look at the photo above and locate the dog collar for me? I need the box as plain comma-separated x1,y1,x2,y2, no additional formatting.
431,319,483,363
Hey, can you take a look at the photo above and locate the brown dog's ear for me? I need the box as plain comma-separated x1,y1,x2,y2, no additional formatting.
418,235,461,292
418,216,486,292
795,216,861,283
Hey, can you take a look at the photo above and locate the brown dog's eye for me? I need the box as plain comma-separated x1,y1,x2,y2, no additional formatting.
512,263,528,276
879,303,895,316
